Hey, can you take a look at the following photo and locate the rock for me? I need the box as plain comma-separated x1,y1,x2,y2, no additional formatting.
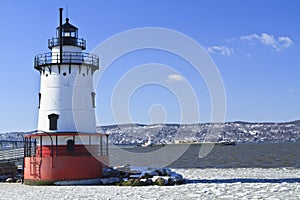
102,167,119,178
142,172,153,179
158,168,172,176
100,177,121,185
144,178,153,186
132,179,144,186
0,175,11,182
6,178,14,183
154,177,166,186
103,166,186,186
121,181,132,186
169,172,183,180
121,178,135,186
149,170,159,176
129,174,141,179
167,178,175,186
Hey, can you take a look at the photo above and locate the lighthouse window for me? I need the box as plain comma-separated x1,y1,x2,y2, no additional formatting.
63,72,67,76
64,32,70,37
63,31,76,37
48,114,59,130
38,93,41,109
82,73,85,77
91,92,96,108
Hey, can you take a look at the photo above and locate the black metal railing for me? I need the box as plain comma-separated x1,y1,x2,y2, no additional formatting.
34,51,99,70
24,138,37,157
48,37,86,50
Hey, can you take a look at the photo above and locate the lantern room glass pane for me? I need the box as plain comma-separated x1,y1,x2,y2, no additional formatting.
64,32,70,37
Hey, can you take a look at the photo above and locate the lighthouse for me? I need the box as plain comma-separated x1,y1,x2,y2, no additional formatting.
23,8,109,185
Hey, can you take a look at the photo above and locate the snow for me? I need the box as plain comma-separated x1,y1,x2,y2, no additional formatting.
1,168,299,199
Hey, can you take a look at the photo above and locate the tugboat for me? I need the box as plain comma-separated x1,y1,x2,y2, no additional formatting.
217,139,236,146
216,132,237,146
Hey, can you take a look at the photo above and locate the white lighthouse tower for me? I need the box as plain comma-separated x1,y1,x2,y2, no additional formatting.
36,12,97,133
23,8,108,185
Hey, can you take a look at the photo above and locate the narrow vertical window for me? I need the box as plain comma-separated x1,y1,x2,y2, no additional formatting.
91,92,96,108
38,93,41,109
48,114,59,130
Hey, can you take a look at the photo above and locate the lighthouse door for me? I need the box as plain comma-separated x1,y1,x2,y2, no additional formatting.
67,139,75,152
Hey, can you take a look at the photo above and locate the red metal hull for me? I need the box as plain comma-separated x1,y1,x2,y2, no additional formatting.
24,155,108,185
23,133,109,185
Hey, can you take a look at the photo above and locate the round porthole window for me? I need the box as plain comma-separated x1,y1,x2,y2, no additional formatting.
63,72,67,76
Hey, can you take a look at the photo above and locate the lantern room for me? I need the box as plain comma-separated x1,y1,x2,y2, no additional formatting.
48,17,86,50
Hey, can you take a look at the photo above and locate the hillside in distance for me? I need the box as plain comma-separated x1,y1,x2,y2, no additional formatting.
1,120,299,145
98,120,300,145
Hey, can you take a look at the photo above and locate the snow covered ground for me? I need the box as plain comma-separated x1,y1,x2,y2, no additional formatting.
1,168,300,200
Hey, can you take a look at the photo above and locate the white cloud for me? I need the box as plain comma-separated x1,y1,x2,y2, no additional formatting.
207,46,234,56
166,74,185,82
240,33,293,51
278,36,293,49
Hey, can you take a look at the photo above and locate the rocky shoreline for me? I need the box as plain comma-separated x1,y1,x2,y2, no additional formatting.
54,166,185,186
1,164,185,186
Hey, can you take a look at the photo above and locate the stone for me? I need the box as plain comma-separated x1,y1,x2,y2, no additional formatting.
132,179,144,186
121,178,135,186
100,177,121,185
140,172,153,179
6,178,14,183
154,177,166,186
169,172,183,180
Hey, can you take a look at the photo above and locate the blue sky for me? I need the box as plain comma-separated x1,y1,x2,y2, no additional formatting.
0,0,299,132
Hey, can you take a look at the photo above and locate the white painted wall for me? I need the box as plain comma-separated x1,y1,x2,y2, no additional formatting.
37,45,97,133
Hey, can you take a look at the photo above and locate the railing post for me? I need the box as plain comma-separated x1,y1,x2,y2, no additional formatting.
24,138,27,157
34,139,37,155
100,136,103,156
29,138,32,157
56,135,58,157
106,134,109,156
40,136,42,157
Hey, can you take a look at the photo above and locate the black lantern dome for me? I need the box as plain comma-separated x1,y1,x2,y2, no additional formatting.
57,18,78,38
48,18,86,50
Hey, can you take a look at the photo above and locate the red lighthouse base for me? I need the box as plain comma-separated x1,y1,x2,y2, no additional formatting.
23,133,109,185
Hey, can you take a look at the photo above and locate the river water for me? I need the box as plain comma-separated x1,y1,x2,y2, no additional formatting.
109,143,300,168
